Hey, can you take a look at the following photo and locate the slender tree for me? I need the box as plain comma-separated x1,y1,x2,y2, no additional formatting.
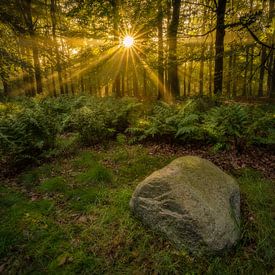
214,0,227,95
167,0,181,98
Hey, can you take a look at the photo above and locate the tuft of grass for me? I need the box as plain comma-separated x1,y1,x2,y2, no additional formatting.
38,176,67,193
66,187,110,213
73,151,97,168
76,164,112,185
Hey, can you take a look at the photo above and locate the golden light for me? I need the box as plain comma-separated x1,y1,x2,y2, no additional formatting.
122,35,134,48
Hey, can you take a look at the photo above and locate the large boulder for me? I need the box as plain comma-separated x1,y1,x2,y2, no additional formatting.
130,156,240,254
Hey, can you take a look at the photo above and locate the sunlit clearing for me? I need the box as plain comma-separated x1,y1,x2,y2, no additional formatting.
123,35,134,48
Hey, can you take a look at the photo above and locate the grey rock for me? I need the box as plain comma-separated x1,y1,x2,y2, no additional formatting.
130,156,240,254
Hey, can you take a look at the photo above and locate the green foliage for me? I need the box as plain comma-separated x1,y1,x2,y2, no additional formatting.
246,109,275,146
203,104,250,150
0,100,59,167
68,97,139,145
70,105,115,145
0,97,274,173
127,98,214,142
204,104,275,151
128,99,275,150
127,102,177,142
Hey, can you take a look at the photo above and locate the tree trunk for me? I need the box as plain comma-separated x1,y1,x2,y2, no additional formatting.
167,0,181,98
157,0,164,100
199,52,205,96
267,51,273,96
188,60,193,96
270,55,275,97
50,0,65,95
0,74,10,96
248,46,254,96
31,37,43,94
258,46,266,97
232,52,237,97
242,46,249,97
214,0,227,95
112,0,120,97
226,49,233,97
268,0,275,97
20,0,43,94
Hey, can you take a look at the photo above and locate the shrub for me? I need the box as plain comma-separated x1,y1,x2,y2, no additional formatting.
69,97,139,145
0,101,59,168
203,104,275,151
127,102,177,142
203,104,250,151
127,98,211,142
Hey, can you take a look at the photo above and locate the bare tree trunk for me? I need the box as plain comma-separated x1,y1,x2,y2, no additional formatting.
31,36,43,94
167,0,181,98
183,62,187,97
226,49,233,97
258,46,266,97
188,60,193,96
248,46,254,96
232,53,237,97
157,0,164,100
214,0,227,95
111,0,120,97
242,46,249,97
199,53,205,96
268,0,275,97
20,0,43,94
50,0,65,95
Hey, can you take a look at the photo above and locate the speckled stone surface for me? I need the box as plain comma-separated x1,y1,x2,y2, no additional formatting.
130,156,240,254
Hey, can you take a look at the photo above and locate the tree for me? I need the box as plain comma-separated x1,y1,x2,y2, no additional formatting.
167,0,181,99
214,0,227,95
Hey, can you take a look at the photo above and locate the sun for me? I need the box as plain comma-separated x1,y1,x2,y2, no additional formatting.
122,35,134,48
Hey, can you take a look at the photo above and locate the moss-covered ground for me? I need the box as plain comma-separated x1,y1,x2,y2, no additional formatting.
0,142,274,274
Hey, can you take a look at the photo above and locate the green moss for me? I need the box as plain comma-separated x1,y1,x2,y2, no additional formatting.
0,145,274,274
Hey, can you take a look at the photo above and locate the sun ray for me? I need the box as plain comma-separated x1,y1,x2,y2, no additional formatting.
131,47,170,101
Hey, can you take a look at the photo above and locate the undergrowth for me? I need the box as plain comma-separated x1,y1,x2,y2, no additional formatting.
0,96,274,173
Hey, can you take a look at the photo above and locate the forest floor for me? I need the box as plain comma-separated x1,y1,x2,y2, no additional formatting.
0,141,274,274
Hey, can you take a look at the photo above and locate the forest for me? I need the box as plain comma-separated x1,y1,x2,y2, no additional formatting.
0,0,275,274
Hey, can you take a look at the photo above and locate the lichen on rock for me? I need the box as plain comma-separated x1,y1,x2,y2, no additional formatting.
130,156,240,254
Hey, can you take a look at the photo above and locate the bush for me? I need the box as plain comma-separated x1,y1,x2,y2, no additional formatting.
69,97,139,145
127,98,213,142
203,104,275,151
0,100,59,168
127,99,275,150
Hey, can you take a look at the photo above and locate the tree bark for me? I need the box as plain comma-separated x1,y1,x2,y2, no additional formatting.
268,0,275,97
226,49,233,97
214,0,227,95
20,0,43,94
167,0,181,98
258,46,266,97
157,0,164,100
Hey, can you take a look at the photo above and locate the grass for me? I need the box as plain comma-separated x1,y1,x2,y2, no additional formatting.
0,142,274,274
